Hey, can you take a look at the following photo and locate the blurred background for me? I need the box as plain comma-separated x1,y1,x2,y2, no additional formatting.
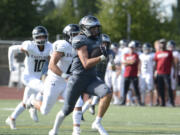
0,0,180,85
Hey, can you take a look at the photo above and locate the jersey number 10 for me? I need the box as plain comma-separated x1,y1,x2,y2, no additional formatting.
34,59,46,72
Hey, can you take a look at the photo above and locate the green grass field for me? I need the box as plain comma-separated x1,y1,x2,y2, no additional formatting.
0,100,180,135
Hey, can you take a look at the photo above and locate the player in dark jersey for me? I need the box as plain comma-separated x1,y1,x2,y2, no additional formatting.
49,15,112,135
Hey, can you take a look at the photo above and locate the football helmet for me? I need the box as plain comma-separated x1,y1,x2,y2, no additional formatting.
119,39,128,48
32,26,48,46
101,34,111,49
79,15,101,37
142,42,151,54
63,24,80,43
167,40,176,51
128,40,139,48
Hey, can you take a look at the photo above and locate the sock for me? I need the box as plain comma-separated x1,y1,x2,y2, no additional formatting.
52,111,65,133
94,116,102,123
113,95,119,103
141,91,146,104
82,101,90,113
11,102,25,119
73,126,80,133
73,110,82,125
91,96,99,105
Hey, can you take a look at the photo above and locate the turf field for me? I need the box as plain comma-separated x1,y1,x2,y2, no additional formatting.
0,100,180,135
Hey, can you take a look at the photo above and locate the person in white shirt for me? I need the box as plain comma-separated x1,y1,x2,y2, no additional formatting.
139,43,155,106
6,26,52,129
166,40,179,104
113,39,129,104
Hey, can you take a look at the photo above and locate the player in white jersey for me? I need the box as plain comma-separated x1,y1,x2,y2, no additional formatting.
139,43,155,106
25,24,83,135
166,40,179,104
113,39,129,104
6,26,52,129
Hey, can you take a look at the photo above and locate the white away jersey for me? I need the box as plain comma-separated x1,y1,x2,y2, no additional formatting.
22,40,52,78
51,40,73,74
139,53,155,76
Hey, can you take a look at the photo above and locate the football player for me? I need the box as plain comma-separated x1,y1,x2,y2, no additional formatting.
49,15,112,135
139,43,155,106
166,40,179,104
6,26,52,129
26,24,84,135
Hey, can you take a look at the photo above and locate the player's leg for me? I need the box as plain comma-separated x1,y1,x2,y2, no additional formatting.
132,77,142,105
89,96,99,115
111,72,120,105
86,77,112,135
29,76,66,115
6,87,32,129
72,96,84,135
164,75,174,106
49,75,87,135
22,75,44,93
171,75,177,105
146,75,154,106
139,76,146,105
157,75,165,106
121,77,131,105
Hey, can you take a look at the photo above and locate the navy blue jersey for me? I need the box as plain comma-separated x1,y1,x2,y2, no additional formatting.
96,49,115,80
71,34,101,76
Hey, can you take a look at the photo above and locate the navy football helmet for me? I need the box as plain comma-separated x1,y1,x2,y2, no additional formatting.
79,15,101,37
63,24,80,43
32,26,48,46
142,42,152,54
167,40,176,51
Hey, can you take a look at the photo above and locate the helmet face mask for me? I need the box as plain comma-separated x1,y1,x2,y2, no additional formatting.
32,26,48,46
79,15,101,38
142,43,151,54
63,24,80,43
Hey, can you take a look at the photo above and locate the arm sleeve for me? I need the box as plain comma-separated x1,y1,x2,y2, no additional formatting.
8,45,22,71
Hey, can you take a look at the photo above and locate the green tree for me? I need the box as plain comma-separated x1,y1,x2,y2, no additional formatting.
96,0,175,44
171,0,180,44
0,0,42,40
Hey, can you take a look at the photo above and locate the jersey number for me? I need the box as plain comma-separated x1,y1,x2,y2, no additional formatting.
34,59,46,72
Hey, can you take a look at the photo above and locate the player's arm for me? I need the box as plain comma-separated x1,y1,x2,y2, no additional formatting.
48,51,64,76
77,45,103,69
8,45,23,71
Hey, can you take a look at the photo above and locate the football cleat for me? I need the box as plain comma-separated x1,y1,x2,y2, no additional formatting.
72,128,81,135
5,117,16,130
29,108,39,122
49,129,58,135
92,121,109,135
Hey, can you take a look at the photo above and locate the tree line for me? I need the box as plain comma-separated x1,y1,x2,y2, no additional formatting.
0,0,180,46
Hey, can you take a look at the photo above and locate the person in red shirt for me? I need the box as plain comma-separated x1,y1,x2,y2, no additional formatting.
120,40,142,105
154,39,176,106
